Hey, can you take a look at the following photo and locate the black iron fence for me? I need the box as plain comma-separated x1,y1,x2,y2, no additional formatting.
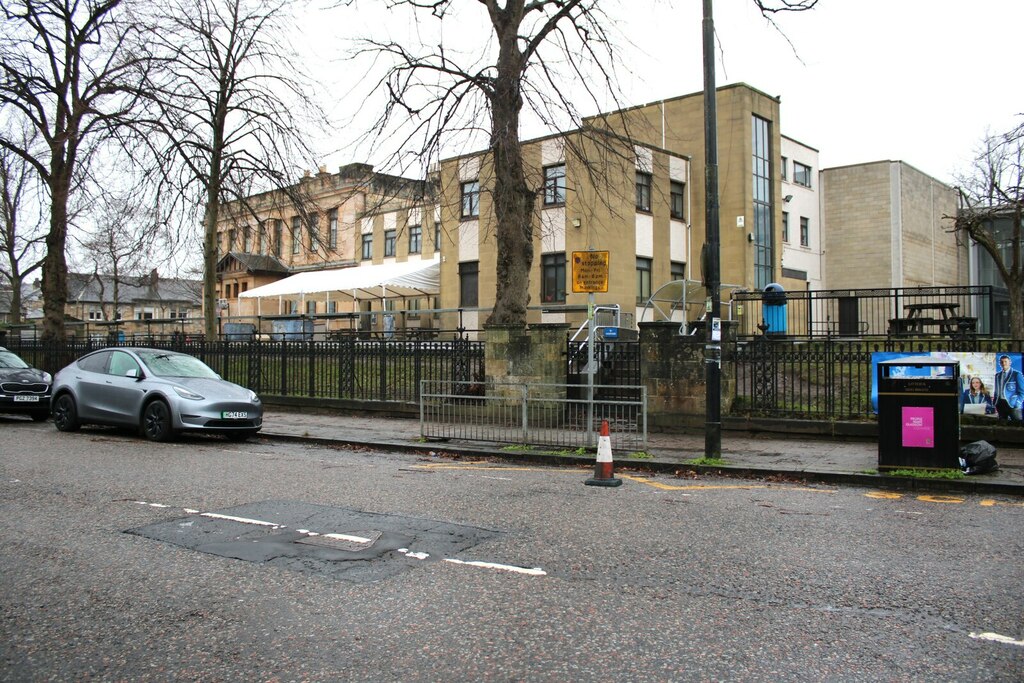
4,337,485,404
730,285,994,338
734,336,1024,420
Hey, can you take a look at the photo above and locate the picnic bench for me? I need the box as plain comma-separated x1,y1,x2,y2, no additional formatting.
888,303,977,337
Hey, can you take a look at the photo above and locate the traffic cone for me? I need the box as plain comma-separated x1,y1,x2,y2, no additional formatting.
585,420,622,487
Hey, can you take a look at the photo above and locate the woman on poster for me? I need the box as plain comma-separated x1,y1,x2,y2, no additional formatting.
960,376,995,415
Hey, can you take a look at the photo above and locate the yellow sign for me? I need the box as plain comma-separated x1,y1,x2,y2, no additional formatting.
571,251,609,293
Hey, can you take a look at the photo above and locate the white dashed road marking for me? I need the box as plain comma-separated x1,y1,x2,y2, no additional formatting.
969,632,1024,646
131,500,544,577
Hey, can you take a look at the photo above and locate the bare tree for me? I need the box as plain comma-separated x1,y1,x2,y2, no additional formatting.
139,0,326,340
353,0,818,328
953,119,1024,337
0,132,46,324
0,0,150,340
74,190,157,321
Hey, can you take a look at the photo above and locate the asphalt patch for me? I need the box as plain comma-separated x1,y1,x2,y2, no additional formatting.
127,500,502,583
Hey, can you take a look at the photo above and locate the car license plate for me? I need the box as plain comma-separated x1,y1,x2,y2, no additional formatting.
14,395,39,403
221,411,248,419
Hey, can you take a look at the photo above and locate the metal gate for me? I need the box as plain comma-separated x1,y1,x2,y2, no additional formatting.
566,337,641,401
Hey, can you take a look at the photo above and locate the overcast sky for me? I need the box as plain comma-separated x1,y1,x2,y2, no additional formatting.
299,0,1022,185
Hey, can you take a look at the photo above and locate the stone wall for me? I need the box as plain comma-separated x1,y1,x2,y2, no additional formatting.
484,322,569,398
482,321,736,428
639,321,737,430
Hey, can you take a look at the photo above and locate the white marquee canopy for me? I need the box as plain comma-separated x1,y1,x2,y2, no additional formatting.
239,257,440,304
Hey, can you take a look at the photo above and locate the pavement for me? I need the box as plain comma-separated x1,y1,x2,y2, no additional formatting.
259,409,1024,496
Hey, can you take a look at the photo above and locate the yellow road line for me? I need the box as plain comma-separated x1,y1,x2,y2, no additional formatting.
412,462,545,472
619,474,835,493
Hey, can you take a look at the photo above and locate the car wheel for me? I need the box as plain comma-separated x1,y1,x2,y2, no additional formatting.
141,400,175,442
52,394,81,432
224,430,258,442
30,411,49,422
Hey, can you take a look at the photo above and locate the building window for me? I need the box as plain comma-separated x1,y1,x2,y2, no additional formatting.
327,301,338,314
782,212,789,243
670,181,685,220
794,161,812,188
407,297,422,318
636,257,652,303
543,164,566,206
291,216,301,255
541,253,566,304
306,300,316,316
135,307,155,320
459,261,479,307
257,223,265,254
752,115,774,288
328,208,338,249
800,216,810,247
384,229,396,257
227,228,236,253
88,308,103,321
408,225,422,254
461,180,479,219
361,233,373,260
242,225,251,252
434,223,441,250
308,215,319,254
635,172,652,212
671,261,686,282
273,220,283,258
780,156,788,181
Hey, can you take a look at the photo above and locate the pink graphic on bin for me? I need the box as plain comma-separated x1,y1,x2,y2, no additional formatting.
901,406,935,448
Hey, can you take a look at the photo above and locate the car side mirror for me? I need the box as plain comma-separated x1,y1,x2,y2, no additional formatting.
125,368,140,379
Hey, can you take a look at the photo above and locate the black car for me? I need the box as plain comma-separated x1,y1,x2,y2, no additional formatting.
0,346,52,421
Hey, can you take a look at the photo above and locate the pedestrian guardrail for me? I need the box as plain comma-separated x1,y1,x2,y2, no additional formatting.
419,380,647,453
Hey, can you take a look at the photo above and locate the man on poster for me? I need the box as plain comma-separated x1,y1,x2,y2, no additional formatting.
993,354,1024,422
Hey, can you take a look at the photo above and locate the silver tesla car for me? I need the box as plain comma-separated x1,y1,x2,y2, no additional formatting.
51,347,262,442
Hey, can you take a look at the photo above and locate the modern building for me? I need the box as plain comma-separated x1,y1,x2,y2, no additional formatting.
435,129,692,332
820,160,962,290
779,135,823,291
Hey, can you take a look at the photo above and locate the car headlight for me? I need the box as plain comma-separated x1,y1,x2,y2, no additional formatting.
42,372,52,383
173,386,205,401
248,390,261,403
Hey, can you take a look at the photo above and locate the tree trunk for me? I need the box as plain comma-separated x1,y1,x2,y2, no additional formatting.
9,274,22,325
486,17,534,327
203,198,219,340
41,172,70,341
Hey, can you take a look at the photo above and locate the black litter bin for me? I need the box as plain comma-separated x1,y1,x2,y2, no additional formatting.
877,357,960,470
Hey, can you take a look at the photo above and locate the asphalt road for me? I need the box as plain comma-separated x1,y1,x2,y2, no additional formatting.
1,418,1022,682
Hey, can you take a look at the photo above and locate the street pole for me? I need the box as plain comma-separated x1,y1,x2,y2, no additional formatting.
587,289,595,448
702,0,722,458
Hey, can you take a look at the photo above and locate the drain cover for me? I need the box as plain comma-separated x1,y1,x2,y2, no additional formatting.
128,501,501,583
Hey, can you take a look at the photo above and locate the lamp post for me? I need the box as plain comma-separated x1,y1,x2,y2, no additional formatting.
702,0,722,458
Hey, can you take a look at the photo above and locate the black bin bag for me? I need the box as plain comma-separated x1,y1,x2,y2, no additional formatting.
959,441,999,475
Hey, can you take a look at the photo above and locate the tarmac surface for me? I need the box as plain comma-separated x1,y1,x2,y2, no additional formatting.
259,409,1024,496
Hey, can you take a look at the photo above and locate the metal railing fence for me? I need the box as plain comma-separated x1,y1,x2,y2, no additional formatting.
420,380,647,452
733,336,1024,420
731,285,994,338
4,337,485,404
